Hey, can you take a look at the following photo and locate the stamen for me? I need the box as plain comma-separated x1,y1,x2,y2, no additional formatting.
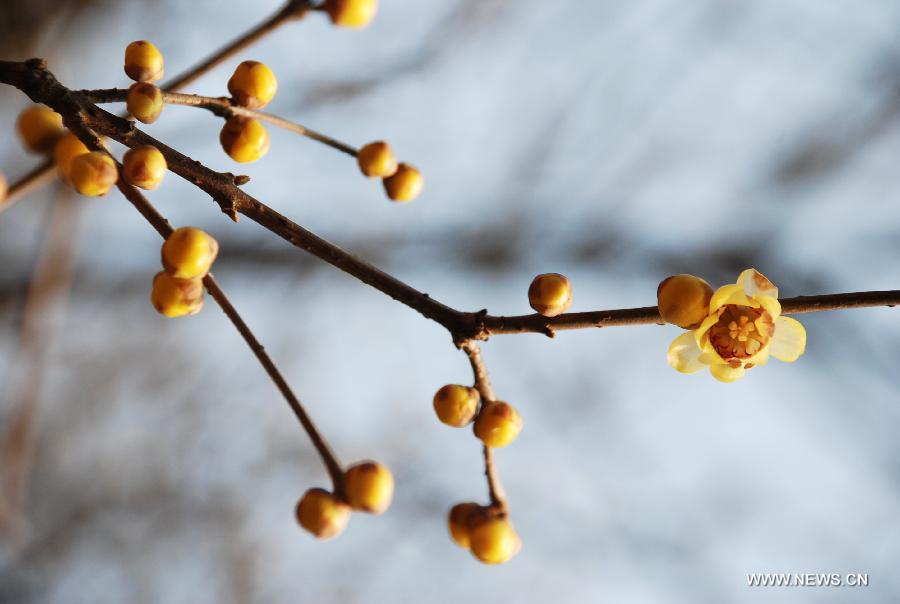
707,304,774,364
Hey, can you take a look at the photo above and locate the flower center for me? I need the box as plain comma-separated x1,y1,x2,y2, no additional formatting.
707,304,774,364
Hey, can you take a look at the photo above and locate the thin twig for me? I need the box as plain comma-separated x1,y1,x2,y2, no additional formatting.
0,0,314,217
60,115,346,492
79,89,359,157
162,0,314,91
201,275,345,493
461,341,496,400
0,162,59,211
461,341,507,514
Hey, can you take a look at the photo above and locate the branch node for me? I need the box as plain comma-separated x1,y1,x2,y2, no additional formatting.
287,0,314,19
455,310,492,344
26,57,47,70
233,174,251,186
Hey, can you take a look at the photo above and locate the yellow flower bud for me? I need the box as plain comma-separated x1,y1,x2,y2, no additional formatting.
322,0,378,28
126,82,164,124
69,151,118,197
473,401,523,448
383,163,423,202
219,117,270,163
227,61,278,109
16,106,65,154
150,271,204,318
357,141,398,178
161,227,219,280
295,488,351,539
433,384,479,428
124,40,164,82
122,145,167,190
52,132,90,183
528,273,572,317
343,461,394,515
447,502,484,549
469,516,521,565
657,274,714,329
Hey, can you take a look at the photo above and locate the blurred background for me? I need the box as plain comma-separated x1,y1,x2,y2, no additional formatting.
2,0,900,602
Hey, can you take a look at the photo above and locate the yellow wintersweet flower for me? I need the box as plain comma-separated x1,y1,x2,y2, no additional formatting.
667,269,806,383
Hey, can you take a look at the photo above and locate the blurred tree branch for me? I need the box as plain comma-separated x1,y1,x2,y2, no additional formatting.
0,190,80,543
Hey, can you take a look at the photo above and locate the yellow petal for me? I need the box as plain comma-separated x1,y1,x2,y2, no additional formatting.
756,294,782,320
698,351,724,365
710,363,746,383
737,268,778,299
770,316,806,362
694,310,721,347
709,284,756,313
747,347,770,367
667,331,706,374
698,339,727,365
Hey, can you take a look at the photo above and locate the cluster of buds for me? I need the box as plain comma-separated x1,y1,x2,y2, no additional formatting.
357,141,424,202
124,41,165,124
295,461,394,539
448,503,522,564
12,43,170,196
221,60,276,163
16,106,119,197
432,383,523,564
150,227,219,318
123,33,424,203
433,385,523,450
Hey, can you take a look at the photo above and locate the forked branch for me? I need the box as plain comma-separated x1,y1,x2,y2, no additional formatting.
57,110,346,492
2,59,896,349
0,0,314,212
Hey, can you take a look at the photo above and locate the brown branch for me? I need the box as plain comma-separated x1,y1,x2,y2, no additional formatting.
201,275,345,494
0,0,314,216
79,89,359,157
2,60,898,348
1,54,895,533
462,340,496,400
0,61,467,331
58,112,346,492
0,161,59,211
461,341,508,514
477,290,900,337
